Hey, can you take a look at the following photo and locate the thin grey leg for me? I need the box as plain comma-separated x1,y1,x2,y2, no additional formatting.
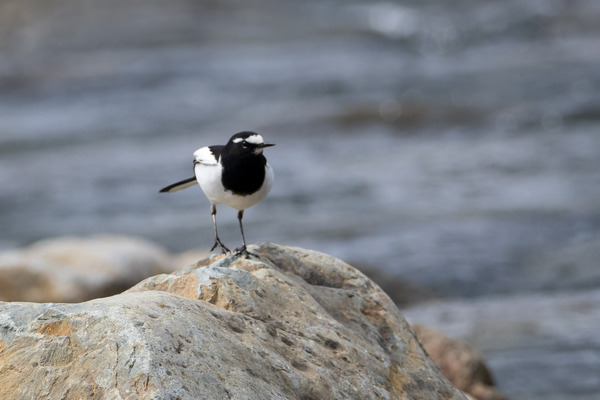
238,210,247,249
235,210,257,258
210,205,230,253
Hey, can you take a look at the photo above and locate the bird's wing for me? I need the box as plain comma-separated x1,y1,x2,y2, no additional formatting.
159,177,196,193
160,145,223,193
193,145,223,165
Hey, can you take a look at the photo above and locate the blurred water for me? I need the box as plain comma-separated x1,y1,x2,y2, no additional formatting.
1,1,600,398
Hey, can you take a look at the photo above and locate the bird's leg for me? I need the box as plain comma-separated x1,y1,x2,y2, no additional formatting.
210,205,230,253
235,210,258,258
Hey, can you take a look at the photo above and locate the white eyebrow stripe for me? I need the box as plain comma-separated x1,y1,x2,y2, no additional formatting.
233,134,264,145
245,134,264,144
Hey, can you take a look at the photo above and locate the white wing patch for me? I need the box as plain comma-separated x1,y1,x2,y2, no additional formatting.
193,146,218,164
233,134,264,145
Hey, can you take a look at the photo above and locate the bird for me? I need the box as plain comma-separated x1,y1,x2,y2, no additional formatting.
159,131,275,256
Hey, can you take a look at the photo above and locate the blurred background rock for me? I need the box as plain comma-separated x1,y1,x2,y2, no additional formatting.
0,235,178,303
0,1,599,399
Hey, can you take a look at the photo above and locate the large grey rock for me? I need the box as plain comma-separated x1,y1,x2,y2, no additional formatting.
0,242,465,400
0,235,173,303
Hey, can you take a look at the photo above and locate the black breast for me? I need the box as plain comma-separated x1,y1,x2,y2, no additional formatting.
221,156,266,196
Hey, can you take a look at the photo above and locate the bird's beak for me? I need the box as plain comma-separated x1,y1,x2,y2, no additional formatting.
259,143,275,148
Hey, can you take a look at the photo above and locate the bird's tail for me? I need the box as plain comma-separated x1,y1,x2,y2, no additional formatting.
159,177,196,193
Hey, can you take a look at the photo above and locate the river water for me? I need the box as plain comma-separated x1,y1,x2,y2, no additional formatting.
1,1,600,398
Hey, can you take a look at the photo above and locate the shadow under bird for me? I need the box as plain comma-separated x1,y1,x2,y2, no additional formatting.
160,131,275,256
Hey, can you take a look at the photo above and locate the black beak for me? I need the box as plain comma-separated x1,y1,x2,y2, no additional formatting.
259,143,275,148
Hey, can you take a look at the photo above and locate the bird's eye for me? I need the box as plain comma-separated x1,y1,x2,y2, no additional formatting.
241,140,249,148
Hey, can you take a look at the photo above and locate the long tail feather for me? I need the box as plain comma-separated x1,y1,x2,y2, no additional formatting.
159,177,196,193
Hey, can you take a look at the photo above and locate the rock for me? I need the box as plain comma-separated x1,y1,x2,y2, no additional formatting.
0,235,172,303
412,324,506,400
0,242,466,400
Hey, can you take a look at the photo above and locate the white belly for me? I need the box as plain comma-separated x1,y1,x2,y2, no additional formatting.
194,162,273,211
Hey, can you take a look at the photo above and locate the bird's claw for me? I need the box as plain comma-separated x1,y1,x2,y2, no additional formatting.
210,239,230,254
234,245,259,259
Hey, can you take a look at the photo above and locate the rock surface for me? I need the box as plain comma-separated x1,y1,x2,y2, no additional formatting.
0,242,465,400
0,235,174,303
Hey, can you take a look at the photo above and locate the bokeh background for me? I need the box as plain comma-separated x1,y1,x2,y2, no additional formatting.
1,1,600,399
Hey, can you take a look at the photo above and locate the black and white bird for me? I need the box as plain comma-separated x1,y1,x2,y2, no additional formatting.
160,131,275,256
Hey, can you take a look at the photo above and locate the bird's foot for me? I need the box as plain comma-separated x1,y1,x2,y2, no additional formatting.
210,239,230,254
234,245,259,259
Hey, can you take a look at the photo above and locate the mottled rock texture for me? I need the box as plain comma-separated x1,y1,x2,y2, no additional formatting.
0,242,465,400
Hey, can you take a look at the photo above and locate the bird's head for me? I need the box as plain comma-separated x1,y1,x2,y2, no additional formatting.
227,131,275,156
